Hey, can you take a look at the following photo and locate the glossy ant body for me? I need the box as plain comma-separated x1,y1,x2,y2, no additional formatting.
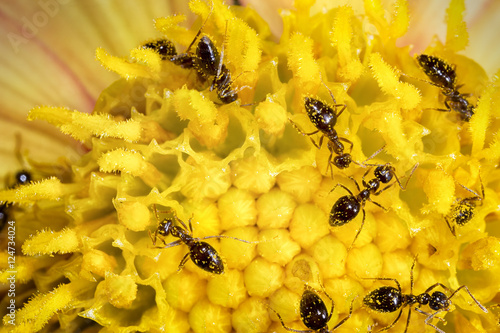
290,89,356,177
416,54,475,121
1,170,32,229
329,163,416,250
142,38,178,60
444,173,484,236
150,205,255,274
363,257,487,332
169,4,247,104
269,285,355,332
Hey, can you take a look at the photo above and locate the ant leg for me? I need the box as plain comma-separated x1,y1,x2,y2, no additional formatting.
339,137,354,153
329,183,354,196
288,118,322,148
315,278,334,323
361,277,402,295
375,163,418,193
171,211,190,233
448,285,488,313
377,309,404,332
444,216,457,236
402,307,412,333
423,309,446,333
320,78,347,119
214,20,229,88
426,107,452,113
200,234,259,244
161,239,184,249
409,256,418,293
348,176,362,192
333,296,357,330
423,283,452,295
392,163,419,191
267,306,313,333
368,199,388,212
185,0,214,53
177,252,191,272
347,208,365,252
148,229,159,247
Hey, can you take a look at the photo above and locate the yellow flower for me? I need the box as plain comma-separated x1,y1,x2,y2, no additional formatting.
1,0,500,332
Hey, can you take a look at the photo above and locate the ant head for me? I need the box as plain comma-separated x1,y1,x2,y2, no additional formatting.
333,154,351,169
15,170,31,186
429,291,450,311
374,164,395,184
157,218,174,237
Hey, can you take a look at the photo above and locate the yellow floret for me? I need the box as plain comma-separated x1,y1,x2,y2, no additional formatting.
231,153,277,194
7,283,74,332
98,148,162,187
289,203,329,249
446,0,469,51
207,269,247,308
22,228,79,255
217,187,257,230
164,270,207,312
258,228,301,265
254,99,287,136
346,243,383,279
188,298,232,333
80,249,118,280
114,200,151,231
231,297,272,333
460,237,500,271
287,32,321,94
0,177,76,204
421,169,455,215
96,47,159,80
104,273,138,308
330,6,364,81
28,106,142,142
390,0,410,39
256,188,297,229
369,53,421,110
244,257,284,297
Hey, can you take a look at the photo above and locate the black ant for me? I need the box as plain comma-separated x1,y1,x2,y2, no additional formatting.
169,4,248,104
268,284,355,332
142,38,178,60
14,170,31,186
329,163,416,250
0,170,32,229
290,88,358,177
443,172,484,236
149,205,256,274
416,54,475,121
363,257,487,332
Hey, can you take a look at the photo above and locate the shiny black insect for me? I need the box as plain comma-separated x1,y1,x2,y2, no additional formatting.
0,203,8,229
15,170,31,186
330,163,416,250
416,54,475,121
269,286,354,332
1,170,32,229
290,91,356,177
363,257,487,332
444,175,484,236
150,206,254,274
142,39,177,60
169,7,246,104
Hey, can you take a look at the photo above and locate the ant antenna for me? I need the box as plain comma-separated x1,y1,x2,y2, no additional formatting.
185,0,215,53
